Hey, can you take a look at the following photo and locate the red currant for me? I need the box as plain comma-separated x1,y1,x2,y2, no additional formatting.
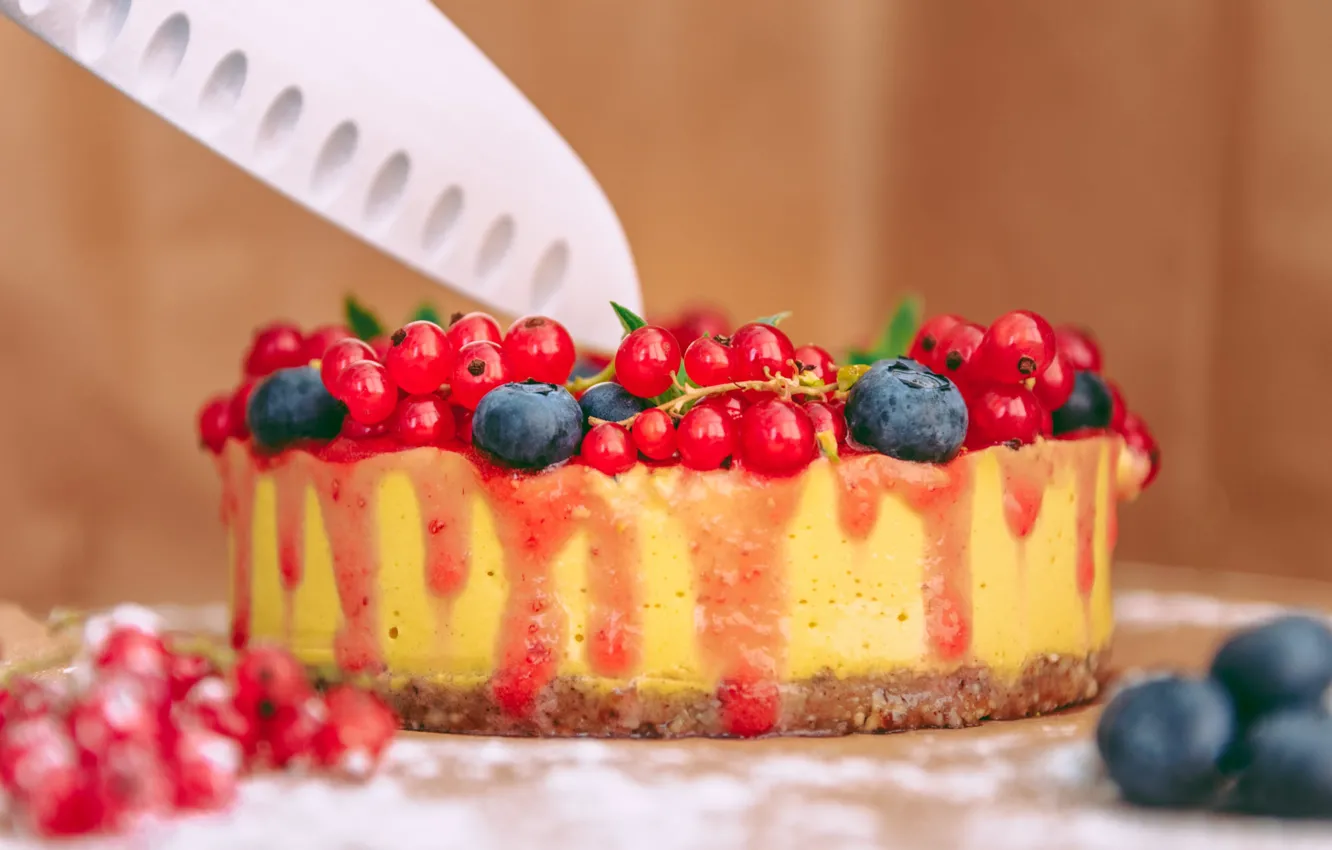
729,323,796,382
302,325,353,362
1120,412,1161,489
67,675,162,756
168,653,218,704
93,741,173,826
320,338,376,396
454,407,474,444
446,311,503,349
336,361,399,425
936,321,985,381
1032,350,1075,410
391,394,455,447
739,400,815,475
233,646,313,727
695,391,747,425
683,337,733,387
341,416,389,440
631,408,678,461
666,307,730,348
228,380,256,440
94,627,170,690
1,714,74,792
974,310,1056,383
1054,325,1103,372
792,345,836,383
451,340,512,410
908,314,966,370
244,323,307,377
384,320,454,395
368,336,392,362
179,677,252,743
1,678,62,732
964,385,1045,450
581,423,636,475
503,316,576,384
169,724,240,811
197,395,234,454
677,406,737,470
262,696,326,770
803,401,847,446
311,685,397,779
615,326,682,398
1106,379,1128,432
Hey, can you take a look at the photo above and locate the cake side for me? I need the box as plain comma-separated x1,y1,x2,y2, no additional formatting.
219,436,1124,737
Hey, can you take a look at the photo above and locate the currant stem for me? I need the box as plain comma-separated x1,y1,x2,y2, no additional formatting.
567,361,616,395
590,377,838,428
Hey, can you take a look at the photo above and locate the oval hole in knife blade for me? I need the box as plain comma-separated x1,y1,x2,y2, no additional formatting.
311,121,359,202
255,87,303,164
199,50,248,132
476,215,515,282
531,241,569,313
365,152,411,230
138,13,190,101
19,0,50,16
421,187,464,257
77,0,131,61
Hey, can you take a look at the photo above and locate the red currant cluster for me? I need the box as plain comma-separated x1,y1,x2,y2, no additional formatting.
582,320,843,477
908,311,1160,484
0,608,395,838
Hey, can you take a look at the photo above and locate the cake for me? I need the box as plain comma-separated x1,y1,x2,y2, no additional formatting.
197,299,1159,737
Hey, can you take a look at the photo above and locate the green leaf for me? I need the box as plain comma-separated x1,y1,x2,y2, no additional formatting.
868,295,923,361
750,311,792,327
409,302,443,325
845,349,877,367
344,295,385,341
610,302,647,336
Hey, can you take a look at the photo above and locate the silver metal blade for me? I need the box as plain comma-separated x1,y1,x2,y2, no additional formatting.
1,0,642,352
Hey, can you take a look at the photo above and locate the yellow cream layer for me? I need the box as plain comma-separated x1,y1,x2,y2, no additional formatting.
226,438,1119,692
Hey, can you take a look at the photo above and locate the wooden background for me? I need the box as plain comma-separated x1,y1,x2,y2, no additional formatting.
0,0,1327,610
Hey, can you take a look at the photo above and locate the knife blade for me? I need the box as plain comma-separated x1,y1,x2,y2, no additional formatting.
0,0,641,352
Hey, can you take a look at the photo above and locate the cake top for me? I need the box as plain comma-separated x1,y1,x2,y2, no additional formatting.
196,297,1160,488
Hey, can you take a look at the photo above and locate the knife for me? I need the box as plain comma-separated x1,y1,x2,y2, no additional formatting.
0,0,642,353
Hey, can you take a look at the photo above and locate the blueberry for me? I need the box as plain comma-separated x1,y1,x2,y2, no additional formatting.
1051,371,1113,435
570,357,607,381
1210,615,1332,722
843,358,967,462
472,382,583,469
1233,711,1332,817
578,382,647,428
1096,675,1236,807
246,367,345,452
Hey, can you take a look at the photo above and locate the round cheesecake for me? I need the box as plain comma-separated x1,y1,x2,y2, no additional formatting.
215,434,1131,737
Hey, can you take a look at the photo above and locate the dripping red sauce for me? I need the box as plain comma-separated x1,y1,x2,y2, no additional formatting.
994,449,1053,540
1072,442,1100,598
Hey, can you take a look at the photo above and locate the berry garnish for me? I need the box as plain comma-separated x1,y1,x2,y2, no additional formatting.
503,316,576,385
93,627,170,694
335,361,399,426
197,395,234,454
579,382,647,426
1095,675,1235,807
963,385,1044,450
472,382,583,469
248,368,347,450
167,653,217,703
446,311,503,349
1105,378,1128,432
390,394,455,447
450,341,512,411
581,423,636,475
1050,371,1113,435
935,321,985,381
974,310,1055,383
454,407,474,444
319,338,376,397
244,323,307,378
232,646,313,727
1054,325,1102,372
631,408,678,461
665,307,730,348
683,336,734,387
908,314,965,371
340,416,389,440
615,326,683,399
1031,351,1075,411
792,345,836,383
1233,712,1332,817
262,696,325,770
228,381,256,440
384,320,455,395
738,399,815,476
694,391,746,425
368,336,392,363
67,674,162,755
170,724,241,811
1210,615,1332,723
729,323,796,382
1120,412,1160,489
803,401,847,446
301,325,353,363
677,405,737,470
311,686,397,779
844,359,967,462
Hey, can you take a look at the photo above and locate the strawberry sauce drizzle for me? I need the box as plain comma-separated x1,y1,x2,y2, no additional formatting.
405,461,473,599
583,493,642,678
273,463,306,642
310,461,384,673
1072,443,1100,598
835,457,974,661
678,475,802,736
217,453,255,650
